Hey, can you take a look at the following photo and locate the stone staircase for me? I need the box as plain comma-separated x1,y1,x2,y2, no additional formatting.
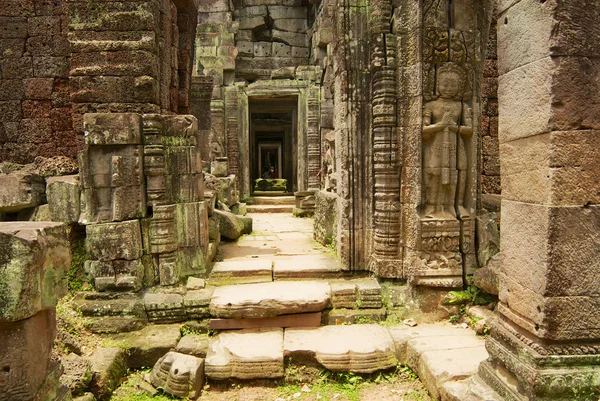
81,213,502,400
246,195,295,213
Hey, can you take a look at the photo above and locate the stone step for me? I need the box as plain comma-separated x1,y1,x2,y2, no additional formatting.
203,324,398,380
273,254,343,280
441,375,504,401
246,204,294,213
209,281,331,319
207,259,273,286
247,195,295,205
209,312,322,330
388,323,489,400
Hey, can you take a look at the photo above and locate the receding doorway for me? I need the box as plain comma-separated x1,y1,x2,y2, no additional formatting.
249,97,297,194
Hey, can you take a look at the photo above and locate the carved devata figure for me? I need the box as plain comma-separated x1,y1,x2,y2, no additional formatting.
422,62,472,219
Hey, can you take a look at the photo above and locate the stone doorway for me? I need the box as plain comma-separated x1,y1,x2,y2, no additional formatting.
248,98,298,195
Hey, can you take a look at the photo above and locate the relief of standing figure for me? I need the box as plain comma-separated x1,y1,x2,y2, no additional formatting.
422,62,473,219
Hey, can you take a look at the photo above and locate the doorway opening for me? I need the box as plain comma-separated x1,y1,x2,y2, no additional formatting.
249,97,298,195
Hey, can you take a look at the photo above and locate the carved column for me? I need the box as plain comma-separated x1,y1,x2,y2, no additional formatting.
369,0,403,277
479,2,600,400
307,85,322,190
399,0,491,289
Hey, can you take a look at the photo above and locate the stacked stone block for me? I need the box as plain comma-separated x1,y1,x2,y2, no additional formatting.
0,0,77,163
0,222,71,401
80,112,208,292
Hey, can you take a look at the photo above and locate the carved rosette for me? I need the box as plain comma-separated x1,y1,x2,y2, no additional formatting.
369,0,402,277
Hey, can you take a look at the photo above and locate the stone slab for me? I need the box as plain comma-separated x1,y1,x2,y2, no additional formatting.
88,347,128,401
210,312,322,330
326,307,387,325
272,255,342,280
284,325,398,373
205,328,284,379
108,324,181,369
0,169,45,213
246,205,294,213
209,281,331,318
208,259,273,285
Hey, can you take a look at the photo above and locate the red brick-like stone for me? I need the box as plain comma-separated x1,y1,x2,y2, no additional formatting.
20,118,52,144
51,78,69,107
26,35,70,57
27,16,61,36
22,100,52,119
50,107,72,131
24,78,54,100
0,56,33,79
0,38,26,58
0,79,25,100
33,56,69,78
0,101,22,122
0,0,35,17
0,17,28,38
34,0,66,16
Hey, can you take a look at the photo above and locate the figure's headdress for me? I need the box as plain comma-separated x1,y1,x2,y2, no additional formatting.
436,62,466,100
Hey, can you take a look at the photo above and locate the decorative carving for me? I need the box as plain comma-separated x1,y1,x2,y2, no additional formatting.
307,86,321,190
421,62,473,219
150,352,204,399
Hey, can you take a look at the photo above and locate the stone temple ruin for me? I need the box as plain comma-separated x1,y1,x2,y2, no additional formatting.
1,0,600,400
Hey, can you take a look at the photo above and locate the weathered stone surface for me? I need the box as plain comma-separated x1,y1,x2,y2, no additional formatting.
205,328,284,379
230,202,247,216
150,352,204,399
86,220,143,262
208,259,272,285
473,253,500,296
73,393,96,401
476,212,499,267
60,353,93,396
210,281,330,318
440,375,503,401
284,325,397,373
83,113,142,145
143,292,186,323
186,277,206,290
210,312,322,330
176,334,210,358
0,168,45,212
325,307,386,325
272,255,341,280
109,324,181,369
184,287,214,319
211,157,228,177
0,309,57,401
75,292,147,334
214,209,250,240
46,174,81,223
88,347,127,401
313,190,338,246
0,222,69,322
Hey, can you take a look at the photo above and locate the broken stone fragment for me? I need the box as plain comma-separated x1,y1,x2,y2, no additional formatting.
88,347,128,401
60,353,93,396
86,220,143,261
0,222,70,322
0,168,46,213
83,113,142,145
150,352,204,399
108,324,181,369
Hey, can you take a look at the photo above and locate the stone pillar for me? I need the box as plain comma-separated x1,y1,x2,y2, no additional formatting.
479,2,600,400
398,0,492,289
0,222,71,401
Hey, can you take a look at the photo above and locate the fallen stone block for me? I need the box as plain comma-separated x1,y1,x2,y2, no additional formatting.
89,347,128,401
46,174,81,223
60,353,93,396
440,375,504,401
0,222,70,322
214,209,250,240
86,220,143,261
205,328,284,380
210,281,331,319
284,325,397,373
150,352,204,399
184,287,214,319
0,167,45,213
108,324,181,369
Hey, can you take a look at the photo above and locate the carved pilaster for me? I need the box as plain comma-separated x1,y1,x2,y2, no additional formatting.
225,86,239,177
369,0,402,277
307,85,321,190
